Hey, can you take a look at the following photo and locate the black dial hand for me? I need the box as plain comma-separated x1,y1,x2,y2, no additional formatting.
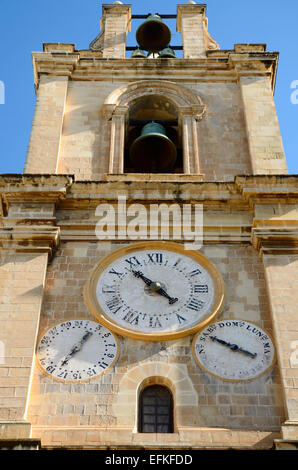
61,331,93,366
132,270,178,304
132,270,154,287
210,336,257,358
154,286,178,305
210,336,231,347
236,347,257,359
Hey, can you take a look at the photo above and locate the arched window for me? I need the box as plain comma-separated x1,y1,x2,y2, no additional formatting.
103,80,206,175
138,385,174,433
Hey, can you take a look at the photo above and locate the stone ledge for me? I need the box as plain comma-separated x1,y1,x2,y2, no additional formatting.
0,438,41,450
103,173,206,183
0,421,32,439
274,440,298,450
234,44,267,53
43,43,75,53
0,226,60,256
31,426,280,449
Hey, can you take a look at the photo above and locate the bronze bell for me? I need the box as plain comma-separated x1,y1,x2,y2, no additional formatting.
159,47,176,58
129,122,177,173
136,14,171,51
131,48,147,58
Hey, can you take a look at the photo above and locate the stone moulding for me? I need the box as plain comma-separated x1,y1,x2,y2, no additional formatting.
0,175,73,256
0,226,60,256
31,45,278,89
0,174,297,252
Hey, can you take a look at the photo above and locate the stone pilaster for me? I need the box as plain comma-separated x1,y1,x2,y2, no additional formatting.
262,251,298,441
0,251,49,439
101,4,131,59
230,50,288,175
24,75,69,174
177,4,207,58
0,175,71,439
108,106,128,173
180,105,205,174
240,75,288,175
250,194,298,442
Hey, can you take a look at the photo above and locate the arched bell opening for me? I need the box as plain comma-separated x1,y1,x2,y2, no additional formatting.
124,94,183,173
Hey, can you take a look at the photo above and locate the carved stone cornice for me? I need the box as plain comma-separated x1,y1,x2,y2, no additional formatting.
228,51,279,90
178,105,207,122
251,224,298,256
101,3,131,24
0,226,60,256
32,51,80,89
235,175,298,207
177,3,207,32
0,174,73,210
0,174,297,249
235,175,298,254
228,52,278,73
31,41,279,90
102,104,129,121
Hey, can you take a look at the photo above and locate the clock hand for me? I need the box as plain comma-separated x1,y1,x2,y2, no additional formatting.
236,347,257,359
61,347,79,366
61,331,93,366
210,336,231,348
132,270,178,304
78,330,93,345
132,269,154,287
210,336,257,358
154,286,178,305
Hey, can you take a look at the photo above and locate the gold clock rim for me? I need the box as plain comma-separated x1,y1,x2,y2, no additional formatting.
35,318,120,383
84,241,226,342
191,318,277,383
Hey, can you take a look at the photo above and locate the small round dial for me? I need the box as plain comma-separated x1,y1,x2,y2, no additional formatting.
84,242,225,341
192,319,276,381
36,319,119,382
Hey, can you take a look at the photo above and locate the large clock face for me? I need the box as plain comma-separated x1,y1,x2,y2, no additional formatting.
192,319,276,381
36,319,119,382
84,242,225,341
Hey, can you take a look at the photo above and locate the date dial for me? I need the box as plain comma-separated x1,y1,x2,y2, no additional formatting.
36,319,119,382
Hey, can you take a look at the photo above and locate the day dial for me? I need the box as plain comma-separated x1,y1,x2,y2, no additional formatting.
192,319,276,381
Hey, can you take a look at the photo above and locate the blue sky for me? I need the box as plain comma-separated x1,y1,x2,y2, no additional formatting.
0,0,297,175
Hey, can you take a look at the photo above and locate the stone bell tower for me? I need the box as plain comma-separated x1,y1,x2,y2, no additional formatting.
0,2,298,451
